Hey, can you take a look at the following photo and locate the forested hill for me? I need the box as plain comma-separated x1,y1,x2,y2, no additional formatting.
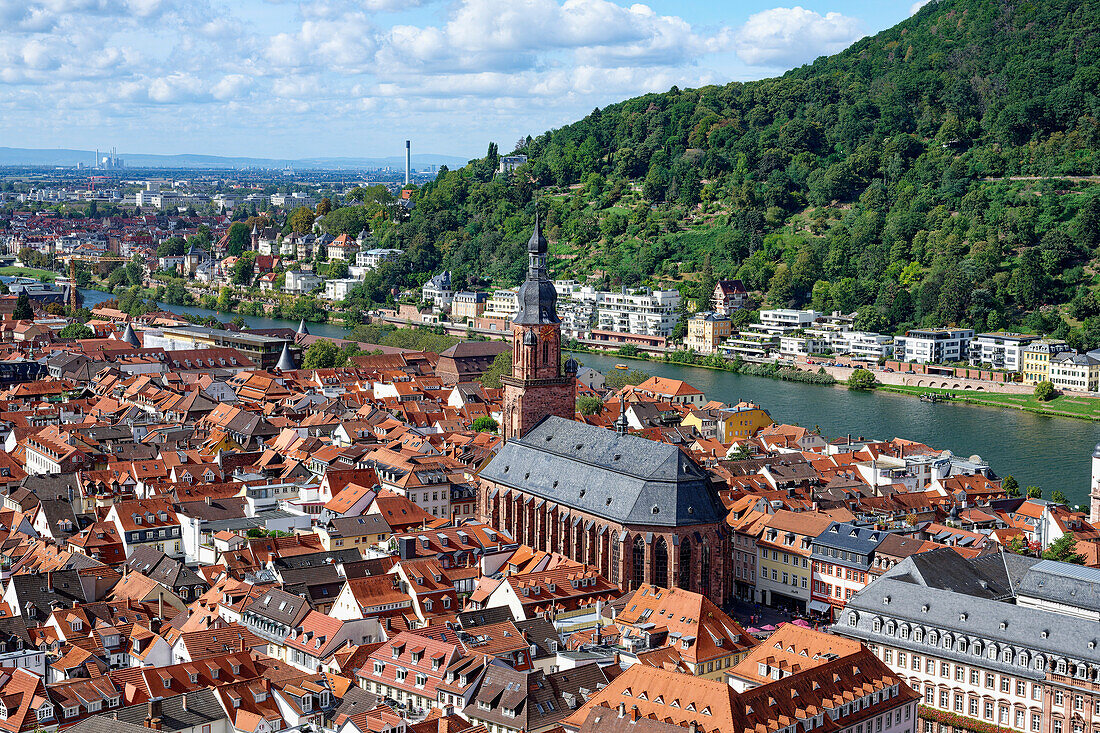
368,0,1100,347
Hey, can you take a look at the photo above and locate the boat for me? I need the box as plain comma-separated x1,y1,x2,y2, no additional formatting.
614,364,629,370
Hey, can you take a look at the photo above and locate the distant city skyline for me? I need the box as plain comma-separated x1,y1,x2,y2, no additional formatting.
1,0,923,160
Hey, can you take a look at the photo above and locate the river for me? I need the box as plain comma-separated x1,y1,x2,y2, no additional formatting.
35,284,1100,506
575,351,1100,507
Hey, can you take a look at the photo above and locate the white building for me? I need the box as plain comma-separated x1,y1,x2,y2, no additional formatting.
969,333,1040,371
357,248,403,269
840,331,895,360
422,271,453,310
484,288,519,319
1049,352,1100,392
894,328,974,364
498,154,528,173
758,309,822,333
324,278,361,301
271,192,317,210
284,270,323,295
595,287,680,337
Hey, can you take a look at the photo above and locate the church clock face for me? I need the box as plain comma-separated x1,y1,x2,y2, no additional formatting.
539,325,557,340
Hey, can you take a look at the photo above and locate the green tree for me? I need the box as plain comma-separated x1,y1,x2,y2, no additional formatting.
231,251,257,286
472,416,499,433
576,396,604,415
1051,490,1069,506
58,323,94,339
605,368,650,391
302,339,340,369
215,287,237,313
225,222,252,256
1042,532,1086,564
479,351,512,388
1026,486,1043,499
288,207,316,235
1034,380,1056,401
12,292,33,320
847,368,877,390
767,263,794,306
1002,475,1020,497
326,260,349,279
1005,535,1028,555
157,236,186,258
317,198,332,217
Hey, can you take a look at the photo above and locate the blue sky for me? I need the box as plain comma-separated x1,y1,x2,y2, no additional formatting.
0,0,926,161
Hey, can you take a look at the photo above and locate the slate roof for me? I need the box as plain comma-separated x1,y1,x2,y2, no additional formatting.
1016,560,1100,612
114,689,227,731
835,552,1098,680
481,416,724,527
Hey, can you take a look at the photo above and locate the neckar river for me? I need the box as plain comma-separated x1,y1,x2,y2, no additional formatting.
64,285,1099,506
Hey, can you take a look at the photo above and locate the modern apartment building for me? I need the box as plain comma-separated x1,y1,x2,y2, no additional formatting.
836,550,1100,733
595,287,681,337
894,329,975,364
969,333,1041,371
841,331,896,360
758,309,822,333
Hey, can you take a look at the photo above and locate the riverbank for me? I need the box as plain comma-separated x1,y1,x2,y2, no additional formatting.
879,384,1100,421
0,266,57,281
586,348,1100,422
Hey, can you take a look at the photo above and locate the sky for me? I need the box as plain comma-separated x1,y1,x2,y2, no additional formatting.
0,0,928,161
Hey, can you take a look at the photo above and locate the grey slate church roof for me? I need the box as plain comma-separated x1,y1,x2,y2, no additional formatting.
480,416,724,527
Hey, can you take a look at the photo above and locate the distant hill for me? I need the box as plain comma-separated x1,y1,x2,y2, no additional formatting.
379,0,1100,350
0,146,470,170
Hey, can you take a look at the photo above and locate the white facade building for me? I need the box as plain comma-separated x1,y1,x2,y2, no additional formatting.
284,270,323,295
894,329,975,364
969,333,1040,372
595,287,681,337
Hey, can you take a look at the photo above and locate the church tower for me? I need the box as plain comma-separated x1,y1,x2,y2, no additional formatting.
502,215,577,440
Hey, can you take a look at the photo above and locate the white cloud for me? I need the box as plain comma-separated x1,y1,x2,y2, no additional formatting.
736,6,862,67
0,0,874,157
909,0,930,15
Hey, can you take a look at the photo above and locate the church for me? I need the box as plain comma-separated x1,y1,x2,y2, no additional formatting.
478,218,731,605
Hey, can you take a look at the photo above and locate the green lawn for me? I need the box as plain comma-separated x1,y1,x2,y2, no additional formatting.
0,266,57,281
880,384,1100,421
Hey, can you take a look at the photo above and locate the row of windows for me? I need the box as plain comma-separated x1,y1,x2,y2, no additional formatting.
761,549,809,568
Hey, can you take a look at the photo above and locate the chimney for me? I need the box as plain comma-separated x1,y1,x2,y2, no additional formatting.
181,694,187,711
405,140,411,186
205,496,213,506
618,702,626,718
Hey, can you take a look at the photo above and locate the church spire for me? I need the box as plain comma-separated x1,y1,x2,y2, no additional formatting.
513,215,558,326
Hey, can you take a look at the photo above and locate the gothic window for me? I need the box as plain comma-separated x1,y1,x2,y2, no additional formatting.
700,538,711,599
611,538,620,584
654,537,669,588
543,340,549,365
632,536,646,589
678,539,692,590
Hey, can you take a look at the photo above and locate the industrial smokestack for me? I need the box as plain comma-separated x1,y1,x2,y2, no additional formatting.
405,140,411,185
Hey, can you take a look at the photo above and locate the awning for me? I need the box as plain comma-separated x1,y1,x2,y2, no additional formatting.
808,600,833,614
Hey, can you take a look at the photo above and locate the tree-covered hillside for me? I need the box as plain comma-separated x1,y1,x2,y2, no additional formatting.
366,0,1100,347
